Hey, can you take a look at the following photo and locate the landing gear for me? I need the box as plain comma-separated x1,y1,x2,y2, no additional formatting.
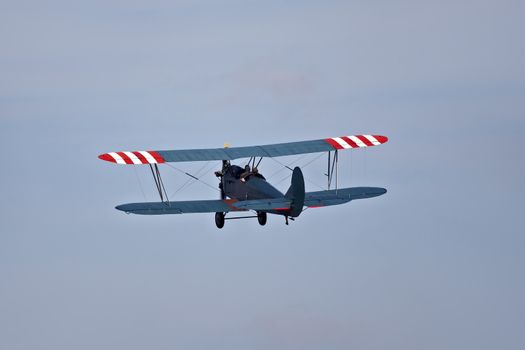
284,216,295,225
215,212,225,229
257,211,267,226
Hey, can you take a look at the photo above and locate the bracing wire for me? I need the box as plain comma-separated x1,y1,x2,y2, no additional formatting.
349,150,352,187
185,161,218,192
364,147,368,180
169,161,214,197
132,165,148,201
300,152,325,169
164,162,220,194
160,150,331,198
272,152,326,190
266,154,308,179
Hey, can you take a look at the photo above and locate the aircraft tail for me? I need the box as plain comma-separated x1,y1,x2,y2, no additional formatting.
285,167,305,217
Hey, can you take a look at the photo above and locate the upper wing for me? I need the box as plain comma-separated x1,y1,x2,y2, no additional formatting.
98,135,388,164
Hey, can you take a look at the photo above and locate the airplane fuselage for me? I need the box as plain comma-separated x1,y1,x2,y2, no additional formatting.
221,164,283,201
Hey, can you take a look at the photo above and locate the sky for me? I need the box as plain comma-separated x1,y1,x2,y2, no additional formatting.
1,1,524,349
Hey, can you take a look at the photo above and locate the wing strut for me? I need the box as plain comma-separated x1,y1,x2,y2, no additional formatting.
255,157,263,169
149,164,170,206
327,150,339,192
245,156,263,172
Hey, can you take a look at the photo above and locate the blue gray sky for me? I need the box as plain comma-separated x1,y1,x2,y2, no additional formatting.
1,1,524,349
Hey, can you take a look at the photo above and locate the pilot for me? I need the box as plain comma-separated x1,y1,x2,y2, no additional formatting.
240,165,251,182
214,160,231,178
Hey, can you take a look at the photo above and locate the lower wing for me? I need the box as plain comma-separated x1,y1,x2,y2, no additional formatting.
115,198,290,215
114,187,386,215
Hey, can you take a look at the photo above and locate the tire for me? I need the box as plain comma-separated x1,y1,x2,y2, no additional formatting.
257,211,267,226
215,212,225,229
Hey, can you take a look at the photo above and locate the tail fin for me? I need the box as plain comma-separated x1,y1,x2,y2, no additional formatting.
285,167,305,217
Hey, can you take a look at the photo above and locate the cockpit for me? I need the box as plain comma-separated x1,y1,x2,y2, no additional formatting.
227,164,266,181
229,165,245,179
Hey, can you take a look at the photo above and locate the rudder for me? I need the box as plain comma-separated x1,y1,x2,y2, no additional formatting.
285,167,305,217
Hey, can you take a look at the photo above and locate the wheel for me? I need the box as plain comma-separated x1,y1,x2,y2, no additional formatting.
257,211,267,226
215,212,225,229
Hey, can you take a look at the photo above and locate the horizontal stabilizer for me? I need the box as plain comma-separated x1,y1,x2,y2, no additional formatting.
305,187,387,208
232,198,291,211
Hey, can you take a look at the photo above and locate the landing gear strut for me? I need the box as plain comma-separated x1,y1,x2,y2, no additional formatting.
284,216,295,225
215,212,225,229
257,211,267,226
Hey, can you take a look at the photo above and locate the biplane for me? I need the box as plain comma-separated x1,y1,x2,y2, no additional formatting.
99,135,388,228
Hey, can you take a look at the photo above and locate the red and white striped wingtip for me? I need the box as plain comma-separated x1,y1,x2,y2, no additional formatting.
325,135,388,150
98,151,165,165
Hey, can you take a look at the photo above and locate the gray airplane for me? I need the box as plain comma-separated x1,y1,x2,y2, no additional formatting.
99,134,388,228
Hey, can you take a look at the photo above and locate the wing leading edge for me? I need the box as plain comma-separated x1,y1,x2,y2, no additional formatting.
99,135,388,165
